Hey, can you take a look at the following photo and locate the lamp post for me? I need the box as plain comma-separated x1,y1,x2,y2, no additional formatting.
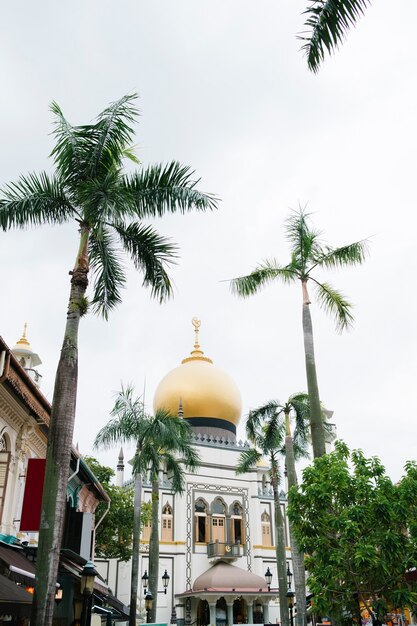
264,567,273,591
286,562,295,626
80,560,98,626
142,569,171,622
145,591,154,624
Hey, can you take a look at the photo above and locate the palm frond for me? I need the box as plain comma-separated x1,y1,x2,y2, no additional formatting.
49,102,90,183
94,387,147,449
312,278,354,332
285,208,322,270
263,414,286,452
230,259,298,298
0,172,73,230
87,94,139,177
299,0,371,73
89,224,126,319
311,239,369,271
236,448,262,474
122,161,218,217
113,221,178,303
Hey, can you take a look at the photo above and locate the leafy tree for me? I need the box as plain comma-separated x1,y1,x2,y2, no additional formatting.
238,395,311,626
299,0,372,73
94,385,200,626
83,456,151,562
230,208,367,458
288,441,417,624
0,94,216,626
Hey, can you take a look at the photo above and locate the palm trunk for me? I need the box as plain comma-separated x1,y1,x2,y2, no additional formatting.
129,445,143,626
148,477,160,623
285,413,307,626
31,227,89,626
271,463,290,626
301,280,326,458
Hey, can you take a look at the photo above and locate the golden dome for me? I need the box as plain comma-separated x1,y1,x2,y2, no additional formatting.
153,318,241,430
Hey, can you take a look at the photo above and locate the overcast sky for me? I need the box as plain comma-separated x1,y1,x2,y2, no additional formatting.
1,0,416,481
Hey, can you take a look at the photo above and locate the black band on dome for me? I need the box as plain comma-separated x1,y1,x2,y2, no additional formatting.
185,417,236,435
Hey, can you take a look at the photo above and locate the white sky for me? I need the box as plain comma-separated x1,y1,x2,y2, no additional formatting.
1,0,416,481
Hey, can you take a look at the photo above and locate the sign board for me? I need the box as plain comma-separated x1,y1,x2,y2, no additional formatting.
20,458,46,531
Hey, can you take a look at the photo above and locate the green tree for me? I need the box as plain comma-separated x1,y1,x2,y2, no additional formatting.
230,208,367,458
238,395,311,626
299,0,372,72
94,385,200,626
288,441,417,624
0,94,216,626
83,456,151,562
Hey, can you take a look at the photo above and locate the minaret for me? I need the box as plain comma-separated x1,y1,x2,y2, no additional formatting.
12,324,42,388
116,447,125,487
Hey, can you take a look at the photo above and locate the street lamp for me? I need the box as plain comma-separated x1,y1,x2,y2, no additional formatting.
142,569,170,595
142,569,171,622
264,566,273,591
145,591,154,623
162,569,170,593
286,562,295,626
80,560,98,626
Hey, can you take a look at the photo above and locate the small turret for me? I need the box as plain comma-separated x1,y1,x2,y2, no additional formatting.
116,447,125,487
12,324,42,388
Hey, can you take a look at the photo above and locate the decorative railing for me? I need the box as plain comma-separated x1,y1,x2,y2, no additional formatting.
207,541,244,558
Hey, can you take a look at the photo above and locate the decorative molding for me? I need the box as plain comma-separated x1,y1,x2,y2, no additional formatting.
185,482,252,590
5,368,50,427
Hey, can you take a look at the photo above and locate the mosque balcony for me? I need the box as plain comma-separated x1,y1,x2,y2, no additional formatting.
207,540,245,559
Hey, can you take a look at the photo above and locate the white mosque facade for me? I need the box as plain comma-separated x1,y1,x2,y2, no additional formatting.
97,320,294,626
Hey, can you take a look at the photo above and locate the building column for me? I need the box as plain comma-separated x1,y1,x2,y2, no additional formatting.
247,600,253,624
262,602,270,624
209,602,217,626
227,601,234,625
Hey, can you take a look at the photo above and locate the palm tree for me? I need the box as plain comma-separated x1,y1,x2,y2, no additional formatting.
0,94,216,626
230,208,367,458
248,395,312,626
299,0,372,73
236,408,289,626
94,385,200,626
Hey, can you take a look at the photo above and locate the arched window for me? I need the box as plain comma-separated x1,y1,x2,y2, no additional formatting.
230,501,244,545
161,502,173,542
0,434,11,524
211,498,226,543
261,510,272,547
195,498,208,543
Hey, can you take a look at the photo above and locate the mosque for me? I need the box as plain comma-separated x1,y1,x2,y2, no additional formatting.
98,318,293,625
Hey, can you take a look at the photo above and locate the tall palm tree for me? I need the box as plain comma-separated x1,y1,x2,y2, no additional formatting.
230,208,367,458
248,395,312,626
299,0,372,73
236,409,289,626
94,385,200,626
0,94,216,626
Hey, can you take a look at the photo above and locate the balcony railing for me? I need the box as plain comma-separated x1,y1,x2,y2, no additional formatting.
207,541,244,558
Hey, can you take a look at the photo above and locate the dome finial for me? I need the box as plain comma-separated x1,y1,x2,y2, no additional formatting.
17,323,30,348
182,318,212,364
192,317,201,351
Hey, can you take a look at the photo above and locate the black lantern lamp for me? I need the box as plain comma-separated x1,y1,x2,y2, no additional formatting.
145,591,154,623
286,562,295,626
80,560,98,626
162,570,170,593
286,562,293,590
142,570,149,594
142,569,171,622
264,566,273,591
